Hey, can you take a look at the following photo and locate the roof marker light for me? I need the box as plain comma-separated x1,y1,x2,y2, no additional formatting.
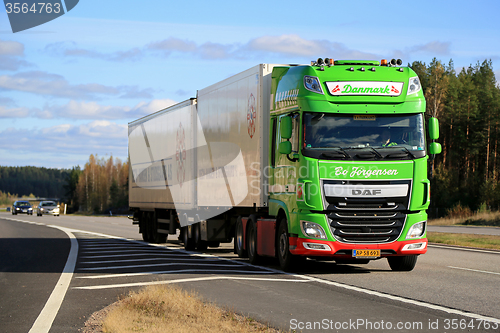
349,67,354,71
360,67,365,71
381,59,388,66
370,67,376,72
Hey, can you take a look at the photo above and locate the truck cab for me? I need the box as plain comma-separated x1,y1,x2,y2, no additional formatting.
265,59,441,271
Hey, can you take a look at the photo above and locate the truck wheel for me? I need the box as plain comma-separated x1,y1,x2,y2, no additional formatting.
277,218,302,272
247,215,260,265
182,226,196,251
235,216,247,258
388,255,418,271
194,223,207,251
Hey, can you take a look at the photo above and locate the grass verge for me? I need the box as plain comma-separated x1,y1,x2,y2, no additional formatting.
427,232,500,250
100,285,283,333
428,211,500,227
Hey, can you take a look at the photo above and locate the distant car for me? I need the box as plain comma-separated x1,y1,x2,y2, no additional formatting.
37,201,60,216
12,201,33,215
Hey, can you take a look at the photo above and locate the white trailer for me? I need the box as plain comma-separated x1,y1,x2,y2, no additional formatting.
129,64,276,248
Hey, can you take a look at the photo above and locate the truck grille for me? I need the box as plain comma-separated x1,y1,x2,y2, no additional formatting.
323,180,410,244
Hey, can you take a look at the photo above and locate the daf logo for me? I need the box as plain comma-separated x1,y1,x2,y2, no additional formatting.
352,189,382,196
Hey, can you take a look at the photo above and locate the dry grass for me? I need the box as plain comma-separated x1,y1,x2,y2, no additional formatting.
101,285,283,333
428,211,500,227
427,232,500,250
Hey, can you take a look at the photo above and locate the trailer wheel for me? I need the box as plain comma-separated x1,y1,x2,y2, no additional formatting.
182,226,196,251
235,216,247,258
141,212,153,243
194,223,207,251
277,218,303,272
387,255,418,271
247,215,260,264
152,213,167,244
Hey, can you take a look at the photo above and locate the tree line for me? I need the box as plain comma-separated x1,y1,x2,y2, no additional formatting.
0,166,69,199
65,155,129,214
411,58,500,216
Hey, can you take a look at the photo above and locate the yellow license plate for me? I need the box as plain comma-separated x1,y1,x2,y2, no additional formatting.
352,249,380,258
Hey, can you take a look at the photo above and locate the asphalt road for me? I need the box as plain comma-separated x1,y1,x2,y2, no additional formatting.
1,212,499,333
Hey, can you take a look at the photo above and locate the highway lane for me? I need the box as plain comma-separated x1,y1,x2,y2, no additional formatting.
1,212,499,332
0,218,70,333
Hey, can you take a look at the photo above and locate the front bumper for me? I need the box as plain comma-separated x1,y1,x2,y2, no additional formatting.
15,208,33,214
290,237,427,258
40,209,59,215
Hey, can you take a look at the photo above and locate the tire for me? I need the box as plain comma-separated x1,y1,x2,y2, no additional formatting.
388,255,418,271
246,215,260,265
235,216,247,258
193,223,207,251
151,212,167,243
141,212,153,242
277,217,303,272
182,226,196,251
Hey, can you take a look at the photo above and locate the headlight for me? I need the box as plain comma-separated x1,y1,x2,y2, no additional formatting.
406,221,426,239
407,76,421,95
304,76,324,94
301,221,327,239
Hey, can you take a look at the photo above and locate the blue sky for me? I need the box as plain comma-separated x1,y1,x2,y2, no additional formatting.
1,0,499,169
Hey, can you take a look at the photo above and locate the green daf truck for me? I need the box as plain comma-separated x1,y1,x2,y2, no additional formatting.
129,58,441,272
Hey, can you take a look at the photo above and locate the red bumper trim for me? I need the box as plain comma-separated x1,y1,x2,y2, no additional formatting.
290,237,428,257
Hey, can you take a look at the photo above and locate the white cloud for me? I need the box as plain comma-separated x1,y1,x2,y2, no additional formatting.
37,98,177,120
45,35,383,62
246,35,329,57
0,39,31,71
0,105,32,118
0,121,128,157
0,71,154,100
45,42,144,62
131,99,177,115
0,71,119,99
0,39,24,56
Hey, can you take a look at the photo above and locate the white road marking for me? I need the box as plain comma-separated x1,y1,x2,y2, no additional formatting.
80,245,155,250
80,257,223,264
448,266,500,276
77,269,275,279
429,244,500,254
79,262,242,271
80,253,191,259
81,249,168,254
295,274,500,324
73,276,309,290
28,226,78,333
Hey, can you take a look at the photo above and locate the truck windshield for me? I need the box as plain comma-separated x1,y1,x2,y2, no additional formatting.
303,113,426,159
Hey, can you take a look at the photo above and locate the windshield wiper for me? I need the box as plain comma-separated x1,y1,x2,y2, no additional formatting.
320,147,351,159
342,146,383,159
382,146,416,159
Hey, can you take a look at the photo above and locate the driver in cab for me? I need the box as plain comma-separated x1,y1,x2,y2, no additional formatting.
380,129,398,147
